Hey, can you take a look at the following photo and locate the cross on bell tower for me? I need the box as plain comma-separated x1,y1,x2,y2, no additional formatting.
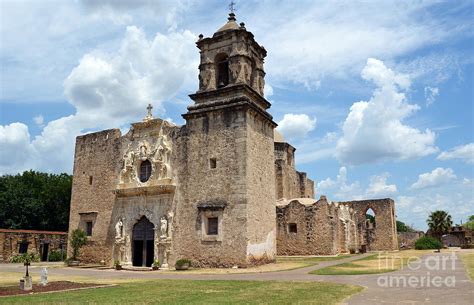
228,1,236,14
143,103,153,122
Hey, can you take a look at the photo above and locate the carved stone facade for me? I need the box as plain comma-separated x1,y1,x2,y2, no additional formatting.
68,13,397,268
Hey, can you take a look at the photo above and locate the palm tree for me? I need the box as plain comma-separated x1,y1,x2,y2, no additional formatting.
427,210,453,241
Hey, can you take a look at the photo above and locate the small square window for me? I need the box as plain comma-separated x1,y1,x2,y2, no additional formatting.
209,158,217,169
207,217,218,235
288,223,297,233
19,242,29,254
86,221,93,236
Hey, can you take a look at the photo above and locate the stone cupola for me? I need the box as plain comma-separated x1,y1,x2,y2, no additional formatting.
195,12,267,97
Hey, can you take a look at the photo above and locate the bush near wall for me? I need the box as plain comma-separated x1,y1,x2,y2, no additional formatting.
415,236,442,250
10,253,40,263
48,250,66,261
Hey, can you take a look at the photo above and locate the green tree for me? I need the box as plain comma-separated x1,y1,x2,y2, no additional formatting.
463,215,474,230
0,171,72,231
397,220,415,232
427,210,453,241
70,229,87,260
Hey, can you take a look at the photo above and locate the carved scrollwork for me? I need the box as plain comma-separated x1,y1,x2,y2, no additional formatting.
119,127,172,185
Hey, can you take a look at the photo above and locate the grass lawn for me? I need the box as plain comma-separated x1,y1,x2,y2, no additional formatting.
310,250,436,275
459,251,474,282
0,279,363,304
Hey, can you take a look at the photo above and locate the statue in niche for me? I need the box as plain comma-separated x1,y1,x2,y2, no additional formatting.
138,142,149,160
160,216,168,238
119,145,135,184
152,135,171,180
115,218,123,239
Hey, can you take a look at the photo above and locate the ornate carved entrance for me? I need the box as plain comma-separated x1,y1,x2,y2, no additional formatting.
132,216,154,267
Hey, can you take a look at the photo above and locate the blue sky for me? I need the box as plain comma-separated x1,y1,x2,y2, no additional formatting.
0,0,473,230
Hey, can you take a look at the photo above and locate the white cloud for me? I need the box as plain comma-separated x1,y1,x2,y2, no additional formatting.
365,173,397,198
277,114,316,140
397,190,474,231
64,26,197,123
3,1,472,104
318,167,399,201
336,58,438,165
410,167,456,190
0,26,197,174
80,0,187,28
0,123,33,173
317,167,362,200
397,196,416,208
437,143,474,164
264,83,274,98
246,1,472,88
424,86,439,106
33,115,44,126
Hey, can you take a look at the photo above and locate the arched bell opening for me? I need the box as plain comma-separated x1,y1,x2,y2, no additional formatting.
215,53,229,88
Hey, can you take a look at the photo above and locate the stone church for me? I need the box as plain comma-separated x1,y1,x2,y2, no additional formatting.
68,13,397,268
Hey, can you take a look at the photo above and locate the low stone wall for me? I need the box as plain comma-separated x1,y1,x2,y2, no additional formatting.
0,229,67,262
398,231,424,249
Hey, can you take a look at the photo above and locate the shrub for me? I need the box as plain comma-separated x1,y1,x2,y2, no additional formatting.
70,229,87,260
48,250,66,262
415,236,443,250
114,260,121,267
152,260,160,267
175,259,191,267
10,253,39,263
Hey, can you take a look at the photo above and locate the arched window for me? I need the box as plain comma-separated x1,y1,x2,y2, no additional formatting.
215,53,229,88
366,208,376,229
139,160,152,182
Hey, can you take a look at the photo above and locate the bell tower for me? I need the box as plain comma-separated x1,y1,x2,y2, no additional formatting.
173,12,277,267
196,12,267,96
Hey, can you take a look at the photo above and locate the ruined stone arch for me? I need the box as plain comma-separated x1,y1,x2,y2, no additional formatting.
365,207,376,229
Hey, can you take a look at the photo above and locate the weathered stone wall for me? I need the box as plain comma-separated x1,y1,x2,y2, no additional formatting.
172,107,250,267
276,198,339,255
0,229,67,262
274,142,314,200
68,129,122,263
340,199,398,251
245,109,276,264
